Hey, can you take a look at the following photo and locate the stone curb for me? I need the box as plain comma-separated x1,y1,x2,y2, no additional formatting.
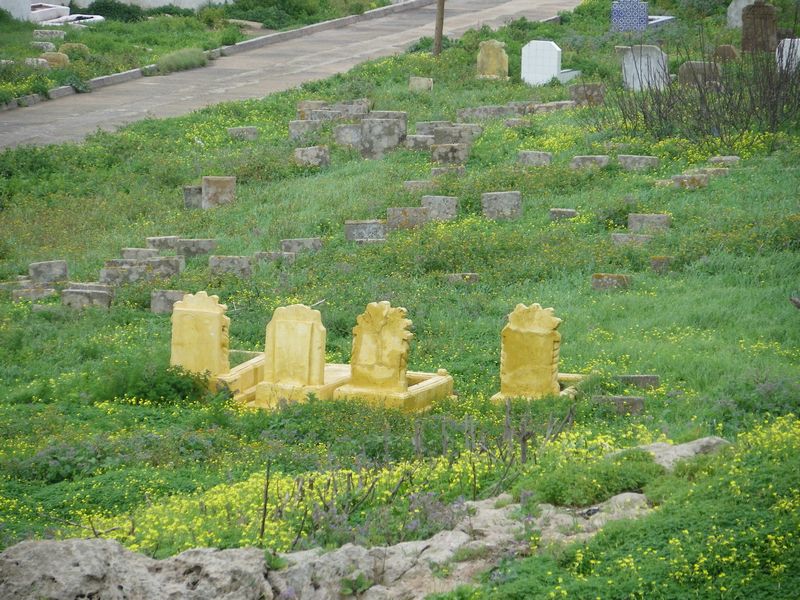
8,0,436,109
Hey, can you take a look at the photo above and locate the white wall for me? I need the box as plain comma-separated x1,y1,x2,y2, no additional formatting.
0,0,31,21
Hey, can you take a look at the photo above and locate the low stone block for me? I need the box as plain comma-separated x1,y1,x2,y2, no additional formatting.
692,167,729,177
677,61,722,87
99,266,145,286
183,185,202,209
66,282,113,294
431,166,466,178
409,76,433,91
209,255,252,278
433,124,483,144
431,143,470,165
253,251,297,265
12,288,56,302
288,120,323,140
594,395,645,415
445,273,480,284
334,124,362,148
708,155,740,166
387,207,431,230
23,59,49,70
628,213,671,232
457,105,518,121
549,208,578,221
146,236,180,250
518,150,552,166
405,135,434,150
344,220,387,242
415,121,452,135
671,173,709,189
650,255,673,274
569,82,605,106
618,155,660,171
62,289,112,309
331,98,371,116
31,41,56,52
403,180,434,192
144,256,185,278
280,238,322,253
367,111,408,128
482,191,522,221
570,155,610,169
40,52,69,67
296,100,328,120
611,233,653,246
121,248,160,260
34,29,66,40
228,126,259,141
48,85,74,99
201,176,235,208
104,259,143,268
18,94,43,106
294,145,330,167
713,44,739,62
310,109,344,121
592,273,631,290
360,118,407,159
176,239,217,257
150,289,187,314
615,374,661,390
421,196,459,221
29,260,68,284
532,100,577,113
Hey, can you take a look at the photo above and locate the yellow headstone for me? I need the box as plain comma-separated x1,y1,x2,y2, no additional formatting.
170,291,230,377
477,40,509,79
492,303,561,401
349,301,413,393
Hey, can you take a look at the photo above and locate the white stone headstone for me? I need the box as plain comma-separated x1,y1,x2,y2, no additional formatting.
727,0,756,28
616,45,670,92
522,40,562,86
3,0,30,20
777,38,800,71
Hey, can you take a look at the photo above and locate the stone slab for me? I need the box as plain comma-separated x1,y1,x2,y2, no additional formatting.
518,150,552,166
403,180,434,192
62,289,112,309
176,239,217,257
431,143,470,164
431,166,466,178
288,120,323,140
570,155,610,169
150,289,187,314
201,176,236,209
592,273,631,290
405,134,434,150
594,395,645,415
333,124,362,147
294,145,330,167
415,121,452,135
183,185,202,209
387,207,431,230
628,213,670,232
344,220,387,241
421,195,459,221
618,155,660,170
280,238,322,253
12,288,56,302
146,236,180,250
409,76,433,91
121,248,160,260
253,251,297,265
481,191,522,221
611,233,653,246
615,374,661,389
671,173,709,189
209,255,253,278
28,260,67,284
549,208,578,221
228,126,259,141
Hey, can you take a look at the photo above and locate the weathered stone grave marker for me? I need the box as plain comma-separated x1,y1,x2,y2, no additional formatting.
482,191,522,220
521,40,580,85
477,40,508,79
616,45,669,91
742,0,777,52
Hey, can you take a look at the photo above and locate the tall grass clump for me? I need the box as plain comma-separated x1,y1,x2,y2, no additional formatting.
155,47,208,74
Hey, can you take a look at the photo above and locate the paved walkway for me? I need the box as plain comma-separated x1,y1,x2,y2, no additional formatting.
0,0,580,149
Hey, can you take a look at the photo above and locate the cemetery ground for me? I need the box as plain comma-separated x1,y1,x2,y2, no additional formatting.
0,0,390,103
1,0,800,597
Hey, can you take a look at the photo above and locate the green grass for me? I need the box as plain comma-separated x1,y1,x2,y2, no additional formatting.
155,47,208,74
0,0,799,597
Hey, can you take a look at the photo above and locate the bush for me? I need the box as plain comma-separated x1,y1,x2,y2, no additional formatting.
156,48,208,74
87,0,146,22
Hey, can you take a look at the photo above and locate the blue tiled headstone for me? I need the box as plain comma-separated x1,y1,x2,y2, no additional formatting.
612,0,649,32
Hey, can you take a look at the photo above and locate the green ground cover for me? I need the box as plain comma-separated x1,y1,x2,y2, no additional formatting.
1,0,799,597
0,0,388,103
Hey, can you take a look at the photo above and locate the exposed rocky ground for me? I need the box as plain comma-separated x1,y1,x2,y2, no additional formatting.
0,437,728,600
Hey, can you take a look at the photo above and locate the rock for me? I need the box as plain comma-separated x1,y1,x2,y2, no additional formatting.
361,118,407,159
518,150,552,166
387,207,430,230
635,436,730,470
33,29,66,40
617,155,660,171
24,58,49,69
183,185,203,209
415,121,452,136
147,236,180,250
549,208,578,221
570,155,610,169
201,176,236,208
481,191,522,221
121,248,160,260
227,126,259,141
31,41,55,52
431,143,470,165
294,145,330,167
151,289,187,314
209,255,252,278
29,260,68,284
421,195,458,221
628,213,670,232
0,538,272,600
176,239,217,257
671,173,709,189
592,273,631,290
405,134,434,150
344,220,387,242
288,119,322,140
40,52,69,67
62,288,112,309
409,76,433,91
280,238,322,253
611,233,653,246
334,124,362,148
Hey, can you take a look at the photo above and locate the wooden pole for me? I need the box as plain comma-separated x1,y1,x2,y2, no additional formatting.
433,0,446,56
